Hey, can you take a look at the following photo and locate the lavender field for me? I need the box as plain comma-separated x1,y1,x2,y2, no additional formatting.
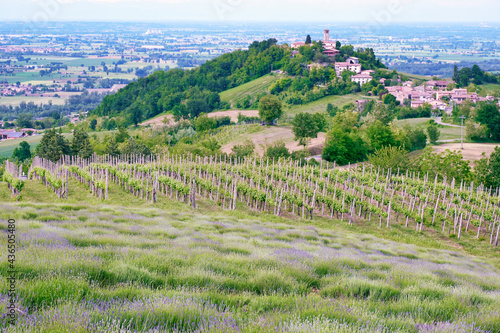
1,179,500,332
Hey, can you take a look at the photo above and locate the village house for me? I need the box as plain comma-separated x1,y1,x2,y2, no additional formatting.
335,62,362,74
0,130,26,141
351,74,372,86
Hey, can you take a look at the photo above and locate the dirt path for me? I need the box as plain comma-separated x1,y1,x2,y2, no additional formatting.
221,126,326,156
141,110,259,127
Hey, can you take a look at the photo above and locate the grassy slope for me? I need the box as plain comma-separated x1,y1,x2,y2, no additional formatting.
285,93,371,115
395,117,462,141
0,179,499,331
379,68,435,81
0,134,69,159
220,74,280,107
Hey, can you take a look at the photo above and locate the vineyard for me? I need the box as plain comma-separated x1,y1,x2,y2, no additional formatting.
23,153,500,248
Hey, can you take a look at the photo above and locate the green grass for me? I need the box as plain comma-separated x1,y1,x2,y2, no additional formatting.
379,68,435,81
220,74,280,108
478,83,500,97
1,177,500,331
395,118,462,141
285,93,371,115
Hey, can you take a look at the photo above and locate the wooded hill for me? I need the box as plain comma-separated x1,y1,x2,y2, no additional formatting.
91,39,386,126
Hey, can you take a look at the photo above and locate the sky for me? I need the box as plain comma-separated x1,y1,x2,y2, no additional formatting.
1,0,499,23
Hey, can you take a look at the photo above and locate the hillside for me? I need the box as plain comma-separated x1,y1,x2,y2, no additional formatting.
220,74,281,108
91,39,386,126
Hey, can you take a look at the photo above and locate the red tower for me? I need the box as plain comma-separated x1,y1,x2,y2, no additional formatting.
324,29,330,42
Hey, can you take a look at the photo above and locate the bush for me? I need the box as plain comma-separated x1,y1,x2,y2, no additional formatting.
322,128,367,165
265,141,290,159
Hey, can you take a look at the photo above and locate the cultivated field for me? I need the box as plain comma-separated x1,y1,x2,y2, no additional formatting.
1,158,500,332
141,110,260,127
285,94,370,115
220,74,280,108
432,143,499,162
220,125,325,156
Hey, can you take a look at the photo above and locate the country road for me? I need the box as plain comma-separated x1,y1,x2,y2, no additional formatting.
434,117,462,128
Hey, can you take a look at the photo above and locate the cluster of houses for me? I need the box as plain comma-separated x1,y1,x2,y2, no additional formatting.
386,80,497,113
291,30,374,86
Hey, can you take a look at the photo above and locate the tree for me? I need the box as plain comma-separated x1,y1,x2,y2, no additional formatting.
368,146,409,171
452,65,459,83
120,138,151,155
486,147,500,188
16,113,33,128
366,121,395,151
89,119,97,131
291,113,315,147
128,103,144,127
194,114,217,132
12,141,31,162
476,103,500,140
332,110,359,132
465,120,488,140
104,138,120,157
326,103,336,116
36,129,70,162
322,128,367,165
416,147,472,182
427,123,440,144
305,35,312,45
408,127,427,151
382,94,397,105
265,141,290,159
115,127,129,143
258,95,282,125
231,139,255,158
72,129,93,158
172,104,189,121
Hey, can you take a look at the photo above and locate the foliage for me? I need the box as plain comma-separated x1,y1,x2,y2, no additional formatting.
36,129,71,163
427,124,440,144
406,126,427,151
465,120,489,140
474,147,500,188
332,110,359,133
366,121,396,151
291,112,326,147
452,64,498,87
416,147,472,182
476,102,500,141
93,39,289,124
71,129,93,159
11,141,32,162
231,139,255,158
120,138,151,156
368,146,410,171
258,95,283,124
194,114,217,132
265,141,290,159
322,128,367,165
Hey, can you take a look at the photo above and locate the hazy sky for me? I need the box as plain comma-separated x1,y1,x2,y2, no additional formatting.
1,0,499,23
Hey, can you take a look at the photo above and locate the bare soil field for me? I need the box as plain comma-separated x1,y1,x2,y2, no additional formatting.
141,110,259,127
432,143,499,162
221,126,326,156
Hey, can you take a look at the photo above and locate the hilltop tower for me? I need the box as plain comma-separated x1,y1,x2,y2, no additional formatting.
324,29,330,42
